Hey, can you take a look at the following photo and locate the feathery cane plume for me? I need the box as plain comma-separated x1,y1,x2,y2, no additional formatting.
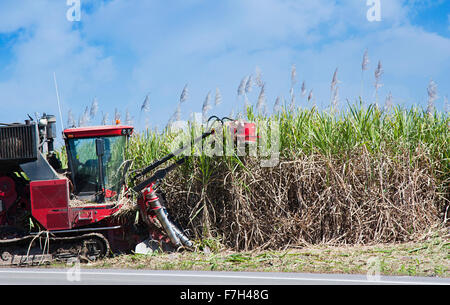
330,68,340,109
215,88,222,106
384,92,393,112
362,49,369,72
180,84,189,103
375,61,384,89
101,112,109,125
427,79,438,116
244,94,250,110
331,87,339,112
301,81,306,97
444,95,449,113
290,94,296,113
175,103,181,121
238,76,248,97
202,91,212,121
165,115,174,131
125,109,133,125
255,66,264,88
273,96,281,113
291,64,297,88
188,111,195,123
90,97,98,119
331,68,339,92
139,94,150,132
166,105,180,129
114,108,120,124
245,75,253,94
256,83,266,115
67,109,76,127
141,95,150,112
289,86,295,110
307,90,312,103
289,87,296,112
79,106,90,127
361,49,370,101
229,109,235,119
374,61,383,89
374,60,384,106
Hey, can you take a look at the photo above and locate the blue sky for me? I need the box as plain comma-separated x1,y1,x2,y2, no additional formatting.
0,0,449,135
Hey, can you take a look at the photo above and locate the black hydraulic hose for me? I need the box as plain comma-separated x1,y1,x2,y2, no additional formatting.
131,114,236,192
132,157,187,193
131,129,215,184
131,115,228,183
131,152,177,183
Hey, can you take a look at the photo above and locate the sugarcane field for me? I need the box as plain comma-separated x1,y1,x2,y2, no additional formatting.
0,0,448,290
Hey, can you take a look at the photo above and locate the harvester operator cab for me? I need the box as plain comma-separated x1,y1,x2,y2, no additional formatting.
63,126,133,203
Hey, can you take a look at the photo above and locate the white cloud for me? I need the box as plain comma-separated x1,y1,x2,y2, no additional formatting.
0,0,117,125
0,0,448,129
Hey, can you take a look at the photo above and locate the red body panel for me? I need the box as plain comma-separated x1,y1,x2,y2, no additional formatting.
0,176,18,224
240,122,257,143
30,179,71,230
229,122,258,143
69,204,120,228
30,179,123,231
64,125,133,138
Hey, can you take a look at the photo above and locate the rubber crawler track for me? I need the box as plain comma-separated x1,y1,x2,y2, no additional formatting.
0,232,110,266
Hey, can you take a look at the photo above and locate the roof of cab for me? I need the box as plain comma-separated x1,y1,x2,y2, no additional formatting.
63,125,133,138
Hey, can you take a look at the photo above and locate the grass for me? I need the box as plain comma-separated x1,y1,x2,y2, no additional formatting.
86,231,449,278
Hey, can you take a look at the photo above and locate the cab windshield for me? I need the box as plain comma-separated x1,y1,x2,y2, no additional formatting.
67,135,127,201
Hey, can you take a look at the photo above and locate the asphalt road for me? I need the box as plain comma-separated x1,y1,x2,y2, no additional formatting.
0,268,448,285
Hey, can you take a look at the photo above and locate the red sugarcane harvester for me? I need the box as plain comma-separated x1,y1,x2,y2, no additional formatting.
0,113,256,265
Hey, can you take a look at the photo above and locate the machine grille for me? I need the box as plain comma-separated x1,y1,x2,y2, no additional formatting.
0,124,38,162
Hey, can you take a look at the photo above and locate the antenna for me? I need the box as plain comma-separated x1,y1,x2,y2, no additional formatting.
53,72,64,130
